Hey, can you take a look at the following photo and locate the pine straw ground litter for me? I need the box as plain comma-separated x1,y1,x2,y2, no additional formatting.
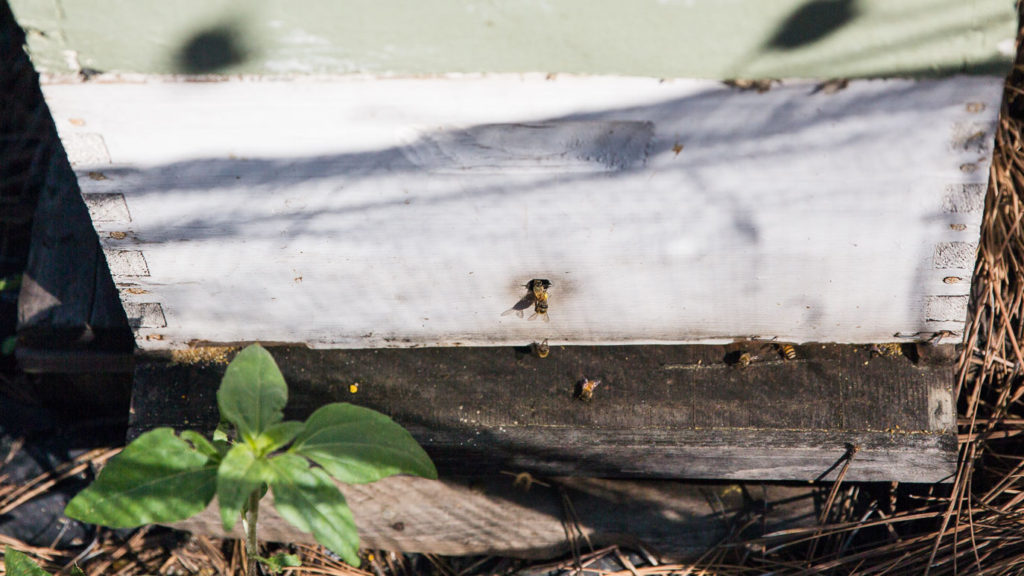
5,37,1024,576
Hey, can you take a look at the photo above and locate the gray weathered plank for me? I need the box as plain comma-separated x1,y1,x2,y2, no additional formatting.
130,343,956,483
169,474,817,560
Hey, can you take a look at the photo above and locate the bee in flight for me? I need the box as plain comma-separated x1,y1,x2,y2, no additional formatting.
502,279,552,322
577,378,600,402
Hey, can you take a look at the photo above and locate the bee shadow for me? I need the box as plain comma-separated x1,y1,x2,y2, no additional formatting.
501,293,536,318
511,344,533,359
723,350,749,367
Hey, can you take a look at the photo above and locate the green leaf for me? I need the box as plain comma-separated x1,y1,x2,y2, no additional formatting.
181,431,223,462
216,443,269,531
252,421,305,456
0,274,21,292
255,552,302,573
291,403,437,484
217,344,287,444
213,419,232,443
266,453,360,566
4,547,52,576
1,336,15,356
64,428,217,528
69,566,86,576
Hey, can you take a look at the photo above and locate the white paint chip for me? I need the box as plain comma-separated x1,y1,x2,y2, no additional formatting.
941,184,986,213
924,296,970,323
123,302,167,328
83,193,131,222
62,133,111,166
933,242,978,269
103,250,149,277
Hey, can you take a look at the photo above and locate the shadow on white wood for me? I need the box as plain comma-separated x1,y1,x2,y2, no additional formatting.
41,75,997,349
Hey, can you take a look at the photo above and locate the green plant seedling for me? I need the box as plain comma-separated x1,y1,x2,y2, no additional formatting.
65,344,436,573
254,552,302,574
3,547,85,576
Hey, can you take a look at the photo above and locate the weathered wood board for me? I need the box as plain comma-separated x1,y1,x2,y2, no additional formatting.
42,76,997,350
130,344,956,483
169,475,817,560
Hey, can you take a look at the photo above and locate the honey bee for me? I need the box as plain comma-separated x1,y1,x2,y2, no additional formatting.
812,78,849,95
528,279,551,322
500,470,550,491
577,378,600,402
724,78,777,93
734,352,753,369
529,279,551,299
532,339,550,358
775,343,797,360
514,472,537,490
502,279,552,321
529,291,549,323
870,343,903,358
927,330,957,344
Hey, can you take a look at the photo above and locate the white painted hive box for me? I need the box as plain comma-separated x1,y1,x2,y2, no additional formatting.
18,0,1013,350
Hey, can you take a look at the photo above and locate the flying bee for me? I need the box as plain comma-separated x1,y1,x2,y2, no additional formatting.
532,339,550,358
577,378,601,402
775,343,797,360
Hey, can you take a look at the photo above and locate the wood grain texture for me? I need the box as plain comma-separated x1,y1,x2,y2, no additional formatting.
168,474,817,560
41,76,997,350
131,343,956,483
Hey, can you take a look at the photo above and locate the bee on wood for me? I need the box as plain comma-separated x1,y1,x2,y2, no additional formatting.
500,470,551,491
529,291,549,323
812,78,849,95
528,279,551,322
513,472,538,491
577,378,601,402
725,346,759,369
532,339,550,359
502,279,552,322
870,343,903,358
775,343,797,360
927,330,957,344
724,78,777,93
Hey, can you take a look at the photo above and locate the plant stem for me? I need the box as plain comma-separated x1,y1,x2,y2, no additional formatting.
240,490,261,576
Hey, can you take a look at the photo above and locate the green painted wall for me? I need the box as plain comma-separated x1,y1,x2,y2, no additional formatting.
11,0,1017,78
